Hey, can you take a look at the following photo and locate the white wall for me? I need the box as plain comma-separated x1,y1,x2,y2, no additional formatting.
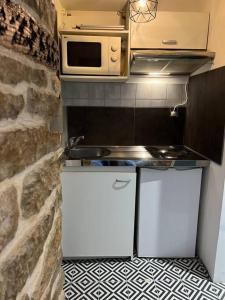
57,0,206,12
197,0,225,283
214,163,225,282
158,0,207,12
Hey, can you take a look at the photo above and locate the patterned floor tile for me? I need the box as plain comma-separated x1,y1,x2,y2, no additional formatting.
72,259,100,282
193,291,218,300
189,260,211,280
157,261,186,280
62,261,77,283
128,271,154,287
70,281,100,300
99,258,127,281
182,272,209,290
125,257,153,281
201,282,225,300
168,258,209,280
63,257,225,300
98,281,129,300
172,258,200,271
64,281,73,299
158,291,185,300
127,280,160,300
154,273,182,291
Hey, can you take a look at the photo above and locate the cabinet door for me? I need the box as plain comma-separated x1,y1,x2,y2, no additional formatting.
61,171,136,258
137,168,202,258
131,12,209,50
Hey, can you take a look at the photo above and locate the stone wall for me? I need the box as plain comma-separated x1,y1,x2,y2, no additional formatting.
0,0,64,299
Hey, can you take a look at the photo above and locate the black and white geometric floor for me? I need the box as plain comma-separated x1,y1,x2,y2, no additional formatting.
62,255,225,300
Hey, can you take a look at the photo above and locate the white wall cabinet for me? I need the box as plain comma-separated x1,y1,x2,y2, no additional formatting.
137,168,202,258
131,12,209,50
61,169,136,258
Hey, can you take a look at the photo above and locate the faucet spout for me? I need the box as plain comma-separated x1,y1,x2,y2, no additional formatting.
69,136,85,148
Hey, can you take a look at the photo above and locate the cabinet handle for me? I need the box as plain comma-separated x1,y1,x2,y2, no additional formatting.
115,179,131,184
162,39,178,45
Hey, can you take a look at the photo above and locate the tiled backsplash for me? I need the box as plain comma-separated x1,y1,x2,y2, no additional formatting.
62,82,186,108
67,107,186,146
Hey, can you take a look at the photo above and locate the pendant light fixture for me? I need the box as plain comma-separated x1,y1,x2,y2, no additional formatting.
129,0,158,23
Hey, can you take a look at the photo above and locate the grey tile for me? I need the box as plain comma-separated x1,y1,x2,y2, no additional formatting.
121,83,137,99
150,84,167,100
164,98,182,107
167,84,186,101
136,100,166,108
105,99,135,107
63,99,89,106
136,83,151,100
105,83,121,100
62,82,89,99
88,83,105,99
88,99,105,107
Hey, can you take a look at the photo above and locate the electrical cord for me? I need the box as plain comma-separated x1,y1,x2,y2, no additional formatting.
170,83,188,117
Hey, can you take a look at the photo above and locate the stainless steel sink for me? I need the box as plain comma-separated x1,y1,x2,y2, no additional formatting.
68,147,111,159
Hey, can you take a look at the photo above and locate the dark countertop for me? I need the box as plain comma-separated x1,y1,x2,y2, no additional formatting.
64,146,210,169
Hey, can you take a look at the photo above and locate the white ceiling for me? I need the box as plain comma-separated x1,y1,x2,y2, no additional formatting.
60,0,128,11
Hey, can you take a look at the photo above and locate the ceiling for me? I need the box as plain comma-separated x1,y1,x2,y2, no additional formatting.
60,0,128,11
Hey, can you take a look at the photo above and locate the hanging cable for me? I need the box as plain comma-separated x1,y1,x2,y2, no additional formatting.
170,83,188,117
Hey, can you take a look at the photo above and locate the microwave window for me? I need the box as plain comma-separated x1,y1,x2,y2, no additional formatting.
67,42,102,67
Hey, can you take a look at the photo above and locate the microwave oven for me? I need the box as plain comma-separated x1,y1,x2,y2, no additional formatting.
61,35,122,76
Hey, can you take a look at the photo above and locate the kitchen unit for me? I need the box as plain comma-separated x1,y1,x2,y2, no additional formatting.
61,145,208,259
56,1,212,81
56,0,225,288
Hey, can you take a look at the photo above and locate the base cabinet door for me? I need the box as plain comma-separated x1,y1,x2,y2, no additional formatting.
137,168,202,258
61,170,136,258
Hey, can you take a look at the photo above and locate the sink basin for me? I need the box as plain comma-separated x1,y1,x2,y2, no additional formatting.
68,147,111,159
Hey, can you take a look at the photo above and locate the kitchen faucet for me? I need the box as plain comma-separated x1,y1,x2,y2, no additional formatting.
68,136,85,148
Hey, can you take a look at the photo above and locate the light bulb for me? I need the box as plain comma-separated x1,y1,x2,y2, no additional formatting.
138,0,147,8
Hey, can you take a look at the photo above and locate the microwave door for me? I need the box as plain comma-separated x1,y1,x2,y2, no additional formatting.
62,36,109,75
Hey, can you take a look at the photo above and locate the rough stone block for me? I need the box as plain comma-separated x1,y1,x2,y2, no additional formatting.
21,158,61,218
0,126,61,181
0,186,19,252
21,0,56,34
0,91,24,120
0,206,55,299
51,268,65,300
22,0,39,12
0,55,47,87
19,294,30,300
27,88,60,119
30,211,62,299
38,0,56,35
51,75,61,97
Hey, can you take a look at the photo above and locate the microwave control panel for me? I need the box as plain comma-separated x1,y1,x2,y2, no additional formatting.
108,37,121,75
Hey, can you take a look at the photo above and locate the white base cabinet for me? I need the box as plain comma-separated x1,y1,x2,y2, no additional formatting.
137,168,202,258
61,168,136,258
